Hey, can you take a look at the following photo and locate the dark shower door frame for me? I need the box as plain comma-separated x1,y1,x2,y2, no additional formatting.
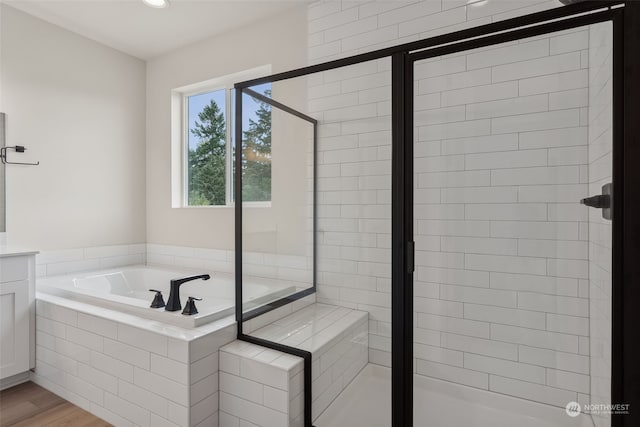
396,3,638,427
233,2,640,426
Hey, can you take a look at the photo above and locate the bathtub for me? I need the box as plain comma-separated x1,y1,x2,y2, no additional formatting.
36,265,296,328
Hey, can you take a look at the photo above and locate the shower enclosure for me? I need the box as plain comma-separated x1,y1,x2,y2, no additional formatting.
233,2,640,426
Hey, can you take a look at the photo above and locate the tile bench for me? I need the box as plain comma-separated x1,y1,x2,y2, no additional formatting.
219,303,368,427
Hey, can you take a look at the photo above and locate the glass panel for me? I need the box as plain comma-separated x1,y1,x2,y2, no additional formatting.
241,81,315,315
413,23,613,427
239,58,392,427
187,89,226,206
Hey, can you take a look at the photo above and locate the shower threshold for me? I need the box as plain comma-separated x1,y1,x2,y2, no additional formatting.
316,364,593,427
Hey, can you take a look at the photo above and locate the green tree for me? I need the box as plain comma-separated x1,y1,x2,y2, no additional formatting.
242,90,272,201
188,99,226,205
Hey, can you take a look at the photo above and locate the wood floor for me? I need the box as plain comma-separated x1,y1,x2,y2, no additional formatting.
0,382,111,427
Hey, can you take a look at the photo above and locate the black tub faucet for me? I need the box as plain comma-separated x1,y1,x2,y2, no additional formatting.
165,274,210,312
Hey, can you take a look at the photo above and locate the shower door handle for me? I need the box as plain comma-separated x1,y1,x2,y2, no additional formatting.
581,182,612,220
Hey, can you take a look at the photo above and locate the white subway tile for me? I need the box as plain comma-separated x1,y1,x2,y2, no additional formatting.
417,170,489,188
400,7,466,37
519,69,588,96
442,81,518,107
518,345,589,374
547,258,589,279
519,127,587,150
417,219,490,237
518,240,588,260
220,392,288,427
546,368,590,393
415,154,465,172
548,146,588,166
419,119,490,141
416,359,488,389
91,351,133,382
491,166,580,186
517,293,588,317
441,332,518,360
118,379,169,419
464,353,545,384
550,30,589,55
465,204,547,221
418,68,491,95
134,367,189,406
65,326,103,352
416,266,489,288
489,375,576,408
441,133,519,155
466,94,548,120
441,237,517,256
414,297,463,317
415,106,466,126
492,52,580,83
77,363,117,395
465,254,546,275
414,343,463,367
491,221,579,240
492,109,580,134
547,313,589,336
549,88,589,110
117,324,167,356
77,313,117,339
414,56,466,80
490,272,578,296
378,0,442,27
519,183,587,203
441,187,518,204
104,392,150,427
440,284,517,308
463,303,546,329
309,7,358,33
466,149,547,170
417,313,490,338
490,324,578,353
467,39,548,69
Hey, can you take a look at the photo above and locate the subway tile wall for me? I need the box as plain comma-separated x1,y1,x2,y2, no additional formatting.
307,0,609,410
588,21,612,427
32,297,236,427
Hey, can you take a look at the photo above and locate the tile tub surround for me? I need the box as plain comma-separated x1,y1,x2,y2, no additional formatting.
36,244,146,278
147,244,313,285
31,293,236,427
219,303,368,426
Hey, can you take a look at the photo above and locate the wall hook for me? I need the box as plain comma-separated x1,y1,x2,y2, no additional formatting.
0,146,40,166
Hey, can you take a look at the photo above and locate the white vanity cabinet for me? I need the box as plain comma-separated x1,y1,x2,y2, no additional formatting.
0,253,36,387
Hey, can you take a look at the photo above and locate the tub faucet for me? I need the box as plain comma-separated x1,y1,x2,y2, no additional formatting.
165,274,210,312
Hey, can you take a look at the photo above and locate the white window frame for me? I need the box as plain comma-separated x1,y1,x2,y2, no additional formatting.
171,65,272,208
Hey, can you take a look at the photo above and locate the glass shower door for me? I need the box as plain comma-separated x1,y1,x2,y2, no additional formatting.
411,21,614,427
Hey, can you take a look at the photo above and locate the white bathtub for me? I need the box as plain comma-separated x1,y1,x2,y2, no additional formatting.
36,265,296,328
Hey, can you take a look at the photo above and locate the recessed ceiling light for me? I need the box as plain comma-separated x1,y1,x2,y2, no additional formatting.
467,0,489,6
142,0,170,9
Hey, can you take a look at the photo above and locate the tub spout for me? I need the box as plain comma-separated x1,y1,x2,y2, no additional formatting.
165,274,210,312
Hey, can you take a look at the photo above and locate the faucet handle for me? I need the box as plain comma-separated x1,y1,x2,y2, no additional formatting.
149,289,166,308
182,297,202,316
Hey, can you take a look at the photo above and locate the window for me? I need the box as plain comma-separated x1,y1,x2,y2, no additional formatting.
171,66,272,207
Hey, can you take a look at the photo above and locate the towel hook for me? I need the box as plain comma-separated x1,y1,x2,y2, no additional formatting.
0,146,40,166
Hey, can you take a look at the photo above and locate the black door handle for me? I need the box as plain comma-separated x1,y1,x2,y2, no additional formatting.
581,183,612,220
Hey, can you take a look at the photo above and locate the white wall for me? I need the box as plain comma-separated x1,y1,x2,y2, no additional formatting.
145,6,308,251
0,5,146,251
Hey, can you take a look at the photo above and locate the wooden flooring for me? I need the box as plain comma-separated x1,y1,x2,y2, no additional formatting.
0,382,111,427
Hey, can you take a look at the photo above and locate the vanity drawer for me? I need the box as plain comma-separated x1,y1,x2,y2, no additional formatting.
0,257,28,283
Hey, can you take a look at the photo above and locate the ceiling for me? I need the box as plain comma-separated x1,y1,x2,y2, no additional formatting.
5,0,308,60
